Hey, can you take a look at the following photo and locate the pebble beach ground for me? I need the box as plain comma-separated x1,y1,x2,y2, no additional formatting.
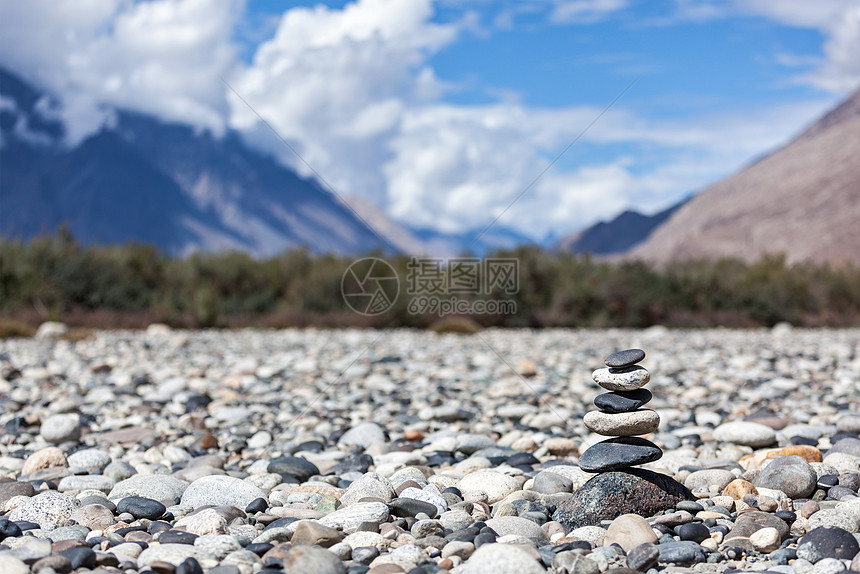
2,325,860,574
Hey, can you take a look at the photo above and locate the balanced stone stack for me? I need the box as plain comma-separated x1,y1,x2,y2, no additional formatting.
579,348,663,473
552,348,694,529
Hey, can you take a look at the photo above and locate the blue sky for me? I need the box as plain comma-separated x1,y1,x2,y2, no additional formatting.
1,0,858,240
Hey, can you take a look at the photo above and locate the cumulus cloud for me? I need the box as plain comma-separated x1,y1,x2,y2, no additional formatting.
668,0,860,94
0,0,241,144
227,0,458,204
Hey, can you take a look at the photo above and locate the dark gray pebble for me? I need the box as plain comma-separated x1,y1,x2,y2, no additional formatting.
627,542,660,571
579,437,662,473
675,501,704,513
116,496,166,520
177,557,204,574
676,522,710,543
158,530,199,545
775,510,796,523
593,389,653,413
245,543,273,556
326,453,374,476
507,452,540,466
605,348,646,368
59,546,96,570
352,546,380,565
474,532,496,547
797,526,860,563
0,517,22,540
389,498,438,518
657,541,707,565
769,547,797,565
245,497,268,514
267,456,320,481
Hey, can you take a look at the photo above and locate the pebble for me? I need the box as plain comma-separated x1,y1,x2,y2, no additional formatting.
553,469,693,529
116,496,167,520
713,421,777,448
582,409,660,436
66,448,112,472
20,446,67,475
108,474,189,502
8,490,81,530
180,475,266,509
460,543,546,573
592,366,650,392
604,348,646,368
592,389,652,413
754,455,818,498
626,542,660,571
578,437,662,472
39,413,82,444
796,526,860,563
458,470,521,504
602,513,657,551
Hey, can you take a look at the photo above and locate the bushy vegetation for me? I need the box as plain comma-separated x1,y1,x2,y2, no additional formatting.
2,231,859,330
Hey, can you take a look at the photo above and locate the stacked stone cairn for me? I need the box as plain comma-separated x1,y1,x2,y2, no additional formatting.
551,347,694,529
580,348,663,472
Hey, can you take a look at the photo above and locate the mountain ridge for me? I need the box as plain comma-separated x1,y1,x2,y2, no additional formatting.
629,86,860,265
0,67,393,256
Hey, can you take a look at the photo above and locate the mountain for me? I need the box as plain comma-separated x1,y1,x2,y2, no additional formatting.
556,198,687,255
0,67,392,256
629,88,860,265
344,194,430,255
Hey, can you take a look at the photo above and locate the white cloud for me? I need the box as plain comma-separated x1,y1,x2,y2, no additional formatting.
379,96,834,238
667,0,860,94
549,0,628,24
0,0,241,144
227,0,459,204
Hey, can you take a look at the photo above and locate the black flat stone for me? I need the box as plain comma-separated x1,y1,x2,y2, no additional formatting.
593,389,652,413
579,437,663,473
389,497,438,518
59,546,97,570
604,348,646,368
158,530,199,545
116,496,166,520
268,456,320,481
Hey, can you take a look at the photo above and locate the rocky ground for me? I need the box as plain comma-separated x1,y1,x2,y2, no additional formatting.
1,325,860,574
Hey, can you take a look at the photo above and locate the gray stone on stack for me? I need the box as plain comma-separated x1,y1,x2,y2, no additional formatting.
580,349,662,473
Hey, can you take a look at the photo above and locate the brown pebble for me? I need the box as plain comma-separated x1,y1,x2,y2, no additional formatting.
403,429,424,441
149,560,176,574
126,530,153,542
765,445,823,463
800,499,820,518
438,558,454,569
51,539,87,552
722,478,758,500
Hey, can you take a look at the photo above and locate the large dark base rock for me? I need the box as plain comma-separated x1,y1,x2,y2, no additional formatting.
551,468,694,529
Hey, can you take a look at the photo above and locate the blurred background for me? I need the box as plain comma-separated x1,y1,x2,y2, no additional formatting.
1,0,858,332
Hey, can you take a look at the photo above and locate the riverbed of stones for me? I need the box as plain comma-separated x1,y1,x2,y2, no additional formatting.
1,325,860,574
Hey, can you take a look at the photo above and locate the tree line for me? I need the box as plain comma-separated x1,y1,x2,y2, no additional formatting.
1,229,859,332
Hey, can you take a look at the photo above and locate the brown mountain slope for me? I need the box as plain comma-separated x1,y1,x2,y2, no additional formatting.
629,88,860,265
